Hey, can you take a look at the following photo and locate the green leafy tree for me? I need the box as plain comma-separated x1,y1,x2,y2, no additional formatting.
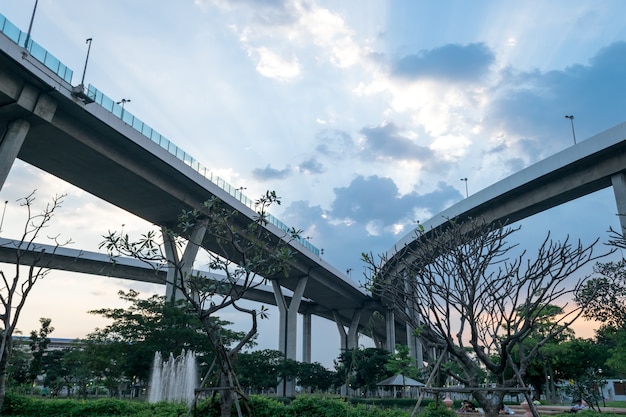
43,347,76,397
335,347,391,397
27,317,54,393
79,339,126,397
509,304,574,402
297,361,334,393
552,338,609,382
87,289,245,385
577,259,626,329
235,349,283,393
592,326,626,377
575,230,626,377
100,192,299,417
386,344,419,396
62,348,95,399
6,337,30,390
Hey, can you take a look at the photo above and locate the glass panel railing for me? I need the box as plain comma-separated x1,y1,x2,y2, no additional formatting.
0,12,319,257
0,14,73,83
0,16,22,44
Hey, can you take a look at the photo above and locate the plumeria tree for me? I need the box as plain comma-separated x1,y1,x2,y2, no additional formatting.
363,217,606,417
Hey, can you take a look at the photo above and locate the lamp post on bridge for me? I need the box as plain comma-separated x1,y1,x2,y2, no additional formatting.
117,99,131,120
460,178,468,198
24,0,39,52
80,38,93,87
565,115,576,145
0,200,7,232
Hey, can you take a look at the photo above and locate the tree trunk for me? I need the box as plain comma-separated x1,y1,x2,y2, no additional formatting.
220,371,233,417
0,335,13,413
0,355,9,413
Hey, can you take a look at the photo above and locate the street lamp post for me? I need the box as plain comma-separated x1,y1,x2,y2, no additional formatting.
460,178,468,198
117,99,131,120
565,115,576,144
0,200,7,232
80,38,93,87
24,0,39,51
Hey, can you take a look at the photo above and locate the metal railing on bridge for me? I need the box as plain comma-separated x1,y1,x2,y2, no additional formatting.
0,13,319,257
0,14,72,83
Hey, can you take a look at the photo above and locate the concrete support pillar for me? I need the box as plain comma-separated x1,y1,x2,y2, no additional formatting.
333,310,362,351
333,309,361,398
162,223,206,301
163,227,180,302
347,310,361,350
302,313,311,364
611,172,626,233
404,272,424,369
333,311,349,397
385,309,396,352
334,311,348,352
0,119,30,191
272,277,308,397
414,315,424,369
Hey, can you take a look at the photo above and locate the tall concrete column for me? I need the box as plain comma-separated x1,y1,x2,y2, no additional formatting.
163,227,180,302
334,311,348,352
404,273,424,368
333,310,361,398
333,310,362,351
347,310,361,349
162,223,206,301
0,119,30,190
302,313,311,364
385,309,396,351
272,277,308,397
611,172,626,233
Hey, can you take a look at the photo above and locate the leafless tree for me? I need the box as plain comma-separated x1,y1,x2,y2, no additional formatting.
363,217,607,417
0,191,70,411
100,191,299,417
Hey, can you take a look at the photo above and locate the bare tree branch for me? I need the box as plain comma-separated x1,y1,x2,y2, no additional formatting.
364,217,608,417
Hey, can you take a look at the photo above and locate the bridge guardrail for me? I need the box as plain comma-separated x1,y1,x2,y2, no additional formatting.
0,13,319,257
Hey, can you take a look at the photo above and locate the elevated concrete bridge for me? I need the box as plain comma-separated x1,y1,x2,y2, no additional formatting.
0,15,398,397
385,120,626,269
2,12,626,395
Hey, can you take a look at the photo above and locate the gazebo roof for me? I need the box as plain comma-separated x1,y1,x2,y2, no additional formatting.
376,374,425,387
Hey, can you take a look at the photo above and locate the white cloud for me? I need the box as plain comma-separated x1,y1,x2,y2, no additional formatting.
251,46,301,80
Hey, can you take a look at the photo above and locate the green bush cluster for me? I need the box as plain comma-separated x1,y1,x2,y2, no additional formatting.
420,402,457,417
1,393,475,417
2,393,185,417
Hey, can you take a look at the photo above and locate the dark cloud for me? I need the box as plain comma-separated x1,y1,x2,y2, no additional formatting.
280,177,464,274
280,199,393,275
392,43,494,83
252,164,292,180
483,139,545,176
315,129,354,159
488,41,626,155
298,157,324,174
330,175,461,227
223,0,300,26
357,122,449,171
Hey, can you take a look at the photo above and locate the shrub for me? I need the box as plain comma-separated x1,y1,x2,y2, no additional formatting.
287,396,349,417
348,402,410,417
1,394,189,417
246,396,287,417
419,402,457,417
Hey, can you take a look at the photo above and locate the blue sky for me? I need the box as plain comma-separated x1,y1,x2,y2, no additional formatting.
1,0,626,367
